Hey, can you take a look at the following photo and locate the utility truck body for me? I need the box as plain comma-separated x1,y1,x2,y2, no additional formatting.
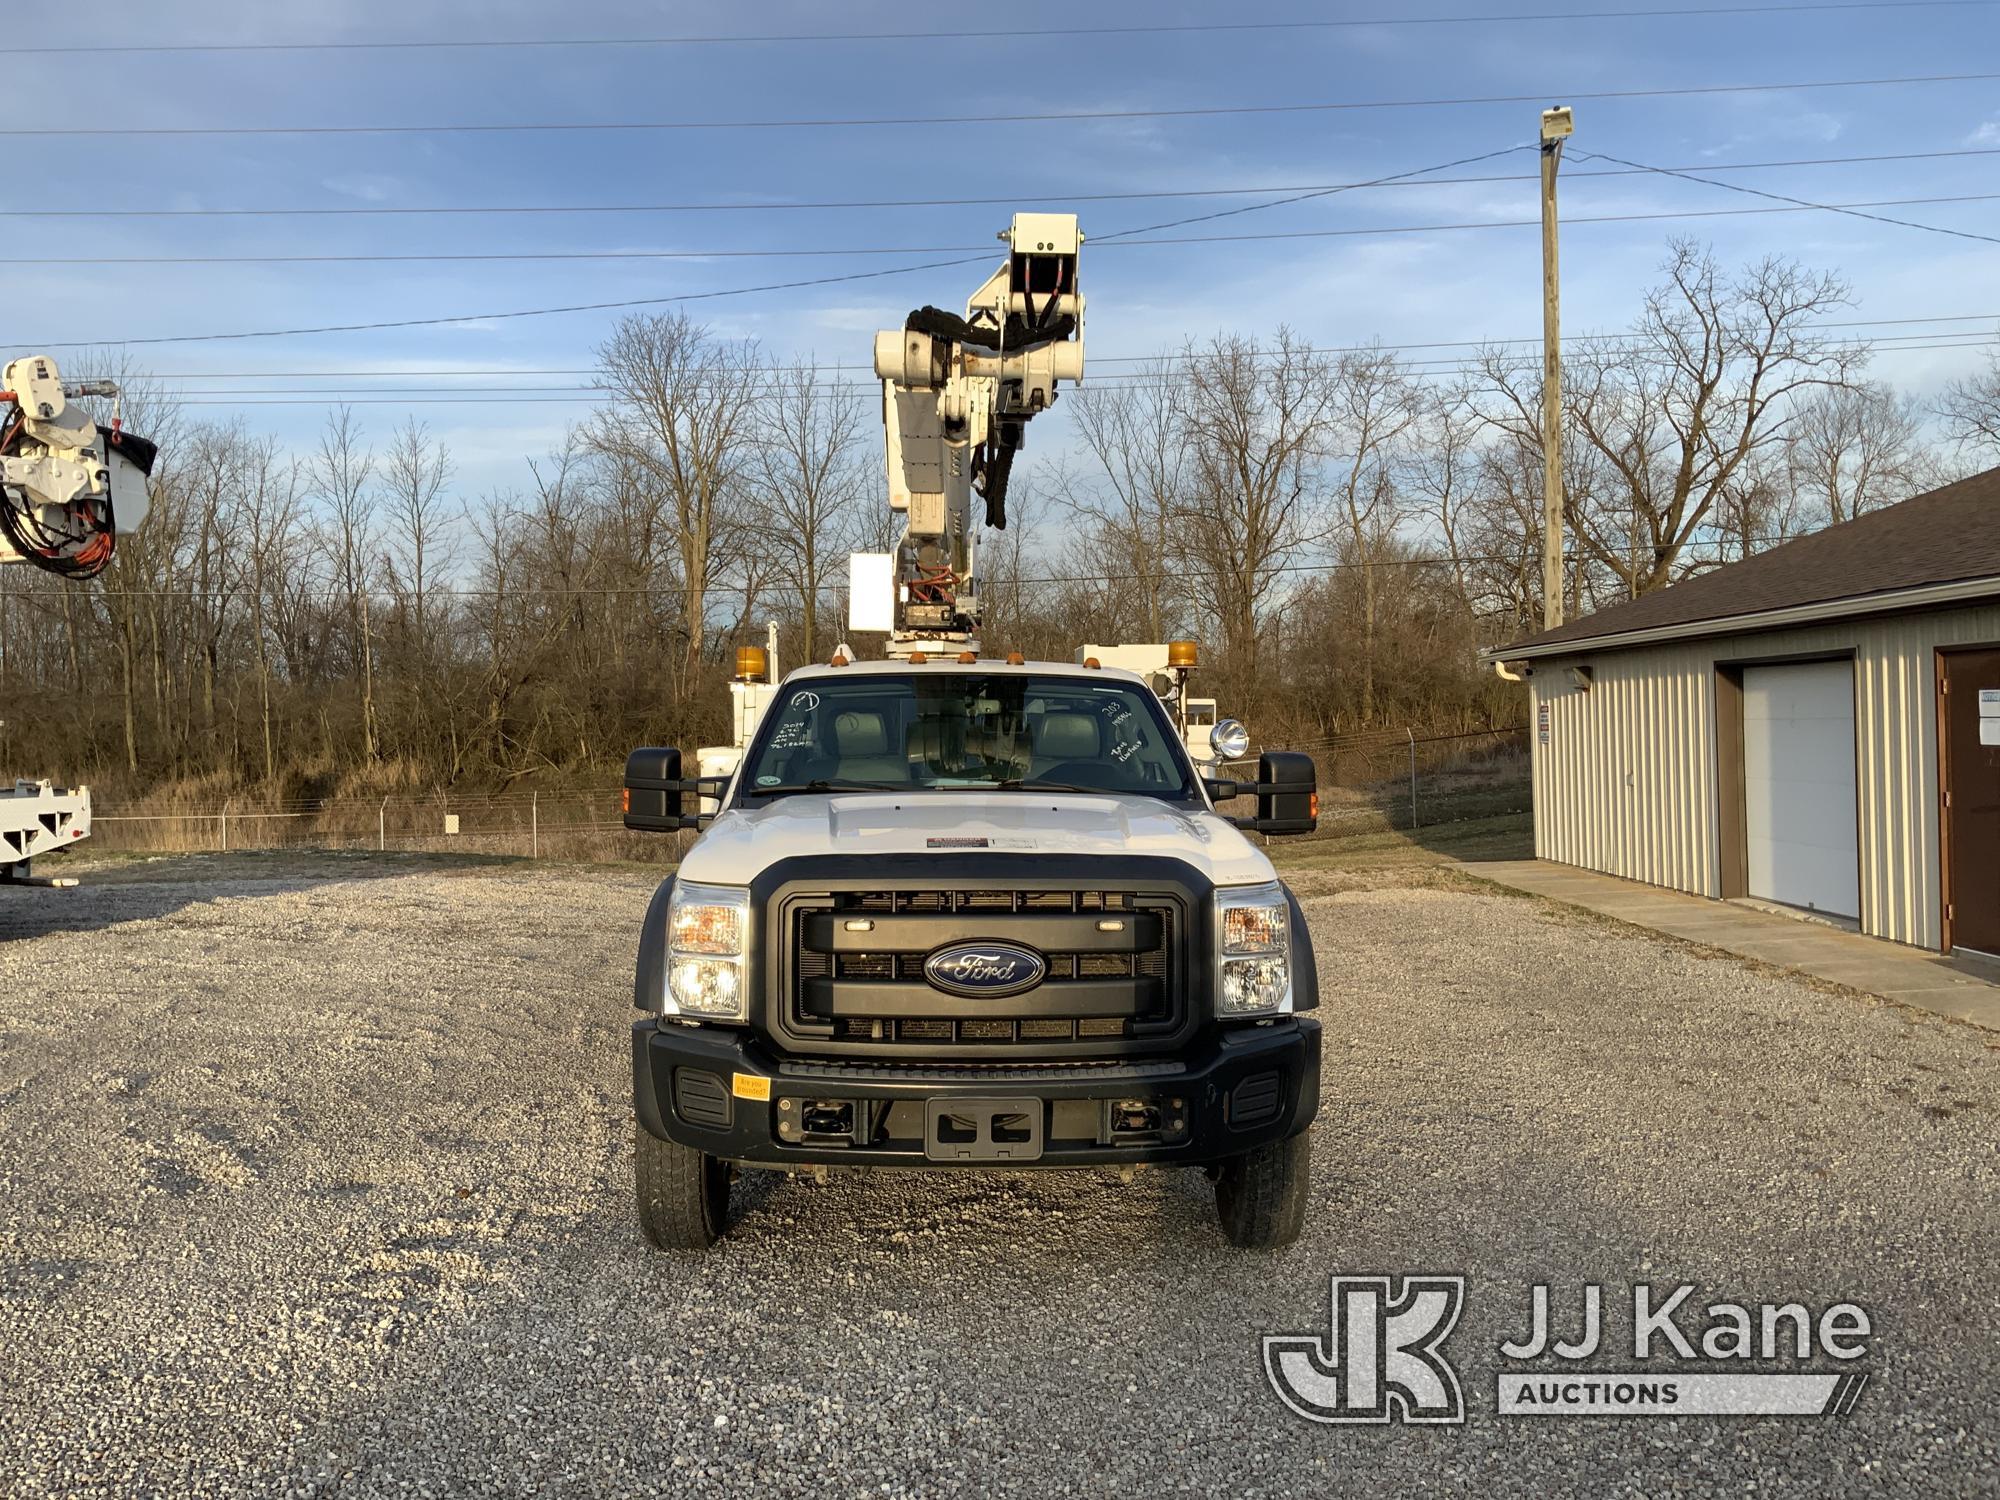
619,213,1323,1250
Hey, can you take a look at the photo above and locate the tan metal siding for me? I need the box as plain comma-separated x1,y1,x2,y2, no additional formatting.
1527,601,2000,949
1531,641,1718,893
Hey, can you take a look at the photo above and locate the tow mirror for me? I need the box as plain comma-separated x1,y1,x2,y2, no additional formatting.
1255,750,1317,835
623,747,686,831
623,747,732,832
1202,750,1318,836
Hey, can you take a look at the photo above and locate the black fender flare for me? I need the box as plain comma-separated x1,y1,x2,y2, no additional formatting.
633,874,676,1012
1283,883,1319,1012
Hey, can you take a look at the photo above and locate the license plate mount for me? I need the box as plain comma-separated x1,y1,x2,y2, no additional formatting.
923,1096,1045,1162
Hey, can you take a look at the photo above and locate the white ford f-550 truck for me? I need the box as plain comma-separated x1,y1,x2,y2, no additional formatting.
620,655,1322,1251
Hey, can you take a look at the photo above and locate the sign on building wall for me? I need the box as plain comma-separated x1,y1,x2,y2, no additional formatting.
1538,703,1551,745
1980,688,2000,747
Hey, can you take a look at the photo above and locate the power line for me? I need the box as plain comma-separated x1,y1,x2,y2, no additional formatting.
22,254,999,348
1575,147,2000,246
155,339,2000,405
1045,147,1533,246
1113,193,2000,247
119,334,2000,403
24,132,2000,349
13,3,1992,54
14,144,1503,346
100,314,2000,379
0,540,1801,601
50,329,1999,409
8,148,1993,219
15,146,1531,266
32,192,1998,265
12,72,1998,137
141,331,2000,391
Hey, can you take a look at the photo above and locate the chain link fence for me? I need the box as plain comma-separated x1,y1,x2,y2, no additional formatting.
87,787,681,864
1252,725,1532,844
83,725,1529,863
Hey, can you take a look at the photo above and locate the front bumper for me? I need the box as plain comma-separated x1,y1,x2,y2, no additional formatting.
633,1017,1320,1169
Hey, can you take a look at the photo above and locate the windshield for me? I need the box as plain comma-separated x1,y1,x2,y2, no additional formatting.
739,673,1198,801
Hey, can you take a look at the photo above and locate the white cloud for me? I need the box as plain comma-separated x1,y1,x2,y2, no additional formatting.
804,304,901,334
317,173,403,204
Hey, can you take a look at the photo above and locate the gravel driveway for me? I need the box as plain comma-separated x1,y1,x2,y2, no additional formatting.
2,854,1994,1497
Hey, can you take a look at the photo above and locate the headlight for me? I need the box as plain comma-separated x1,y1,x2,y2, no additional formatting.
1214,881,1291,1018
662,882,750,1020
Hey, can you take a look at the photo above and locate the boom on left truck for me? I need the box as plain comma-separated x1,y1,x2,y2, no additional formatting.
1,354,157,887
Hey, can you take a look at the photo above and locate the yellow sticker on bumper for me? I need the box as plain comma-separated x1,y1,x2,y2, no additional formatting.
731,1073,772,1102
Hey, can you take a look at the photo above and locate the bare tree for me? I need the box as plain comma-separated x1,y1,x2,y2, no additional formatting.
378,418,454,641
1785,382,1936,528
974,486,1043,653
750,360,867,662
1061,362,1188,642
1464,437,1553,636
306,407,378,759
591,312,761,694
375,419,457,768
178,421,254,763
239,438,302,784
1408,382,1482,602
1937,344,2000,460
1481,240,1861,596
1174,330,1339,670
1326,344,1421,722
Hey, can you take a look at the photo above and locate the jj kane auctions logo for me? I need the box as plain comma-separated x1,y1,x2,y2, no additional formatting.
1265,1277,1873,1422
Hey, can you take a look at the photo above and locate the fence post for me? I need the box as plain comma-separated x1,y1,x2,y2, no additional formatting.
531,792,539,859
1408,729,1419,830
220,798,231,853
379,795,388,852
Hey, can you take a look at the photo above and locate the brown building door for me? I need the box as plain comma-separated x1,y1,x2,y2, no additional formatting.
1941,647,2000,957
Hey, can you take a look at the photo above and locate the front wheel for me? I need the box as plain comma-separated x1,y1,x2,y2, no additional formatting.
633,1126,730,1251
1213,1127,1312,1249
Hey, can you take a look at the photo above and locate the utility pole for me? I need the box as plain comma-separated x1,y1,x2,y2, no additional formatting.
1539,105,1573,631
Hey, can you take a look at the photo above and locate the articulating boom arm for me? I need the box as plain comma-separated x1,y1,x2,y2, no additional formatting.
871,213,1084,653
1,354,159,884
1,353,156,579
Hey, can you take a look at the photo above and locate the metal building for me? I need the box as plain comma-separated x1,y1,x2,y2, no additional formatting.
1488,468,2000,958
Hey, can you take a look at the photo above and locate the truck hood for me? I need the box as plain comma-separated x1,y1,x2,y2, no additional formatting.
675,792,1276,888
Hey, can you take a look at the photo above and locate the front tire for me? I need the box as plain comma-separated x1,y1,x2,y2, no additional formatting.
1214,1127,1312,1249
634,1126,730,1251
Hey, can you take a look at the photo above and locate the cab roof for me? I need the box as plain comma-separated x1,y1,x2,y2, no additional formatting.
779,656,1148,686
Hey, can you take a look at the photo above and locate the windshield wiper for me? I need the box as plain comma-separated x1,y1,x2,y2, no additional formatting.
750,779,908,797
994,778,1111,795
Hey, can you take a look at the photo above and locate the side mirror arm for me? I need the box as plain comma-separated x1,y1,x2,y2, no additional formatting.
622,772,732,833
1203,777,1291,799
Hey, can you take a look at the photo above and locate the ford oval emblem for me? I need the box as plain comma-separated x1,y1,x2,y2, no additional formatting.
923,941,1047,998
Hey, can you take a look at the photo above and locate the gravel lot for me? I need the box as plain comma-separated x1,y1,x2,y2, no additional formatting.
2,852,1995,1498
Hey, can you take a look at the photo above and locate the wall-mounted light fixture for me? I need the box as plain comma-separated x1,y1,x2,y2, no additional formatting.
1566,664,1595,692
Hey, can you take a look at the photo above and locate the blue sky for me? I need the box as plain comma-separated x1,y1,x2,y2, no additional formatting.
5,0,1998,499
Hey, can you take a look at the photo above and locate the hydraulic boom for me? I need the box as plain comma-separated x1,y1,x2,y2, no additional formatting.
866,213,1084,654
2,353,157,883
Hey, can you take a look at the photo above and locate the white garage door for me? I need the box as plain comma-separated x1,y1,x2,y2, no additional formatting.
1743,660,1859,919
